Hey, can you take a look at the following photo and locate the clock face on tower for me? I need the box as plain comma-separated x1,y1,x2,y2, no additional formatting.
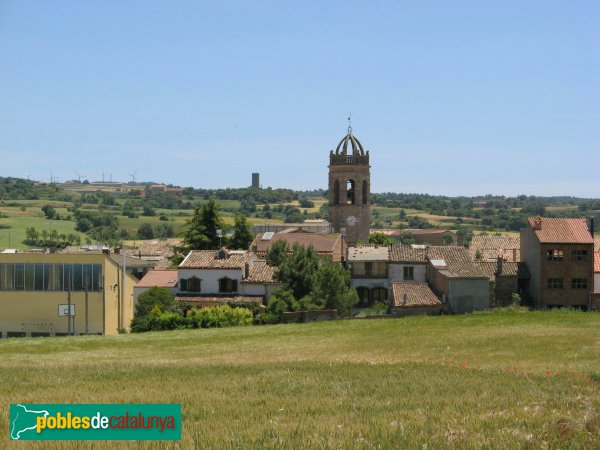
346,215,357,227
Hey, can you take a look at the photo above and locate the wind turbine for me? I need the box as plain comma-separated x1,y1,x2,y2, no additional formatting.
50,171,59,184
25,173,31,180
128,170,138,183
75,171,86,182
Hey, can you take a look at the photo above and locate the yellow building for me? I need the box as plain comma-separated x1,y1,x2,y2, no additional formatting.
0,253,137,337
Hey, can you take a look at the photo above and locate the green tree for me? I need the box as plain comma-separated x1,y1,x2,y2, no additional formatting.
275,244,320,300
41,205,56,219
229,214,253,250
25,227,39,243
368,232,395,246
138,223,155,239
266,239,288,267
308,261,358,317
183,200,225,250
155,223,175,238
131,287,177,332
265,289,299,322
171,200,226,264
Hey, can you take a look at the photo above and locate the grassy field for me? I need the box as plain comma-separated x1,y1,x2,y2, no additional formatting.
0,205,87,249
1,309,599,448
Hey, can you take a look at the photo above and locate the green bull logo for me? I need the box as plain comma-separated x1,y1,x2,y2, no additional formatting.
10,404,181,440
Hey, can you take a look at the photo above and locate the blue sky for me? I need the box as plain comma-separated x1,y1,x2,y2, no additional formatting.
1,1,598,196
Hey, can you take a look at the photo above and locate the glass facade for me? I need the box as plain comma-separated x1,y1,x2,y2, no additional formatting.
0,263,102,292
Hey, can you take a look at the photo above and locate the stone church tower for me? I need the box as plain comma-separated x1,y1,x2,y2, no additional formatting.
328,126,371,245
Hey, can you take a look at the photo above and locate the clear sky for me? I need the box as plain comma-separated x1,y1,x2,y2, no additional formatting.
1,1,598,197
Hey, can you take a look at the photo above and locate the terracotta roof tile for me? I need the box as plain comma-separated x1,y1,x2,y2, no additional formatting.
528,217,593,244
179,249,251,269
136,270,179,288
242,260,279,283
175,295,263,306
469,236,520,262
392,282,441,307
389,245,428,263
473,261,529,279
252,232,341,254
426,246,487,279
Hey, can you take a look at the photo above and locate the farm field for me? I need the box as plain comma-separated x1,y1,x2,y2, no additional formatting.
0,309,598,448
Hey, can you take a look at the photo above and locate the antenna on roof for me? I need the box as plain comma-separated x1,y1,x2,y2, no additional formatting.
347,113,352,134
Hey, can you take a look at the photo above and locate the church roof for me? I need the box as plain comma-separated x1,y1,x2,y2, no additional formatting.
330,129,369,165
334,131,365,156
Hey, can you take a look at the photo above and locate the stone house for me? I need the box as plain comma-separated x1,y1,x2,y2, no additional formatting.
251,231,345,263
134,249,281,309
347,245,389,307
474,258,529,307
520,217,594,308
425,246,490,313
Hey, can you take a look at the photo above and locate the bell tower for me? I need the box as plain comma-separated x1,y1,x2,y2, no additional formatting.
328,121,371,245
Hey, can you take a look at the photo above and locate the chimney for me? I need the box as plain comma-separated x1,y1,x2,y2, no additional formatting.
512,248,517,262
496,255,503,276
532,217,542,231
590,218,595,239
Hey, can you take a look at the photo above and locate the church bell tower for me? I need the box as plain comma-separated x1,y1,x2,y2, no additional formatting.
328,122,371,245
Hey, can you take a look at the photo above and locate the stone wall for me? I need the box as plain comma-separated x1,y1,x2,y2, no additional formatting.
283,310,337,323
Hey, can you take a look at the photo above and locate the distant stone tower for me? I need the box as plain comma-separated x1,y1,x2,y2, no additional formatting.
328,124,371,245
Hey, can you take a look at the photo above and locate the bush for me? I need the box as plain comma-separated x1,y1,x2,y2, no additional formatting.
357,301,389,317
259,313,281,324
186,305,253,329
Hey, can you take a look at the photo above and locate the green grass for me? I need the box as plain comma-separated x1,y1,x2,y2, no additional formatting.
0,206,86,249
0,310,599,448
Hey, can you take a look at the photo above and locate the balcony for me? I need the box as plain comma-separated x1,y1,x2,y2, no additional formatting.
351,269,388,279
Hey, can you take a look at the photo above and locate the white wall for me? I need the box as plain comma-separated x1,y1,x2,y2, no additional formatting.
178,268,243,294
388,263,427,283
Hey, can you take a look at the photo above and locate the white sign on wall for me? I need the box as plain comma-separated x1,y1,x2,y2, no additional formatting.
58,304,76,317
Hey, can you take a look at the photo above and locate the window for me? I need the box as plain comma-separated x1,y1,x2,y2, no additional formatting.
72,264,84,290
187,277,201,293
547,278,563,289
14,264,24,290
346,179,355,205
0,263,103,292
571,278,588,289
403,266,414,281
571,250,588,261
372,287,388,302
34,264,44,291
219,277,238,293
547,249,563,261
179,278,188,291
24,264,35,290
356,287,370,307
